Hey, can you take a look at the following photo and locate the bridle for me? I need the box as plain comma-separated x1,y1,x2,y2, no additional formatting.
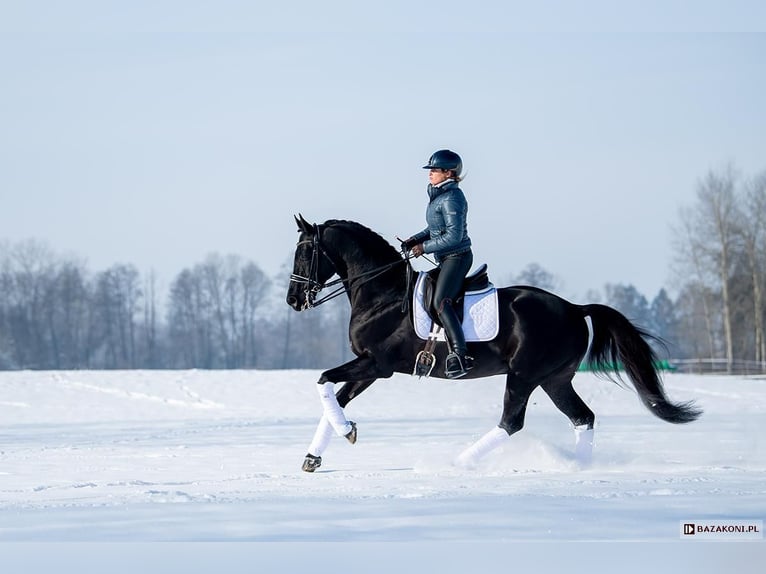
289,224,344,309
289,223,410,310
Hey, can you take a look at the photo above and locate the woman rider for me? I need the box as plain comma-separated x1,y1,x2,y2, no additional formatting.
402,149,474,379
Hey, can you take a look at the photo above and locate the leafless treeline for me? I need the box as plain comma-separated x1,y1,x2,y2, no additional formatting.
672,165,766,373
1,164,763,371
0,247,352,370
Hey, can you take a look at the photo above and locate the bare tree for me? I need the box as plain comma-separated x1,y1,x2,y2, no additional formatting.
93,264,143,368
167,268,208,367
166,254,270,369
239,261,270,367
0,241,93,369
649,288,679,355
604,283,651,327
674,282,722,360
2,240,57,368
198,254,231,367
741,171,766,365
513,263,560,291
673,166,742,372
673,208,718,360
47,260,91,369
142,270,161,368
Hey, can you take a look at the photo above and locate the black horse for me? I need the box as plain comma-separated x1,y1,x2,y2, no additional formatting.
286,215,701,472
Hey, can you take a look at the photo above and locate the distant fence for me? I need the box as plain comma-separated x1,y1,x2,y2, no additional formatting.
578,360,677,373
668,358,766,376
578,358,766,376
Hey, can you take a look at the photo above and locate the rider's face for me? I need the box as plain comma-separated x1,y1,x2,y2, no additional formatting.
428,168,451,185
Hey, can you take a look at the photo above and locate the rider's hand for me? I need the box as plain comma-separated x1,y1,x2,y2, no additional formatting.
411,244,424,257
399,236,416,252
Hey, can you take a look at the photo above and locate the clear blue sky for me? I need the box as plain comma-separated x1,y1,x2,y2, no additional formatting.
1,2,764,300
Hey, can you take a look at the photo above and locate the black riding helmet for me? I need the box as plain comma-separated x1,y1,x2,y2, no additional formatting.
422,149,462,177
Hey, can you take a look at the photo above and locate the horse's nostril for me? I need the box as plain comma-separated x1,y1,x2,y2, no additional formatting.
287,295,298,307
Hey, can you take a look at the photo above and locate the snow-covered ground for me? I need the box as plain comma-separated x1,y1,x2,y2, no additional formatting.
1,369,764,571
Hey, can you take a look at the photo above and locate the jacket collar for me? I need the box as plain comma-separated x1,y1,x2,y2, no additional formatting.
427,179,458,200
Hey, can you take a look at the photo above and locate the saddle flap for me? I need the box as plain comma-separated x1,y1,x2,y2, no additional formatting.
423,263,490,319
413,268,499,342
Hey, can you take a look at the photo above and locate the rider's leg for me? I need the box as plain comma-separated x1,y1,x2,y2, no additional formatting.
433,250,474,378
437,302,473,378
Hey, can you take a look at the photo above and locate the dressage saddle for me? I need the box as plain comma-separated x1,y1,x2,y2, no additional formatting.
421,263,489,326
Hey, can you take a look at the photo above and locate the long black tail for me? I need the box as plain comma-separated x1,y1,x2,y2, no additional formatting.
582,304,702,424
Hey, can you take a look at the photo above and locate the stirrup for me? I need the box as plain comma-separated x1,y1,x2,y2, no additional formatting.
414,350,436,378
445,352,474,379
413,324,441,379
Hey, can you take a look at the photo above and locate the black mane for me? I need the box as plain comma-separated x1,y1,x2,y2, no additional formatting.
323,219,403,265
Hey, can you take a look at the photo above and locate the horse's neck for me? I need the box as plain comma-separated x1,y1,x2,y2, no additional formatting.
322,224,407,303
334,249,407,304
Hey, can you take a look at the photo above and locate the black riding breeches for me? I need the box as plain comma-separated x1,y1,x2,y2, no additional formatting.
433,250,474,311
434,250,473,354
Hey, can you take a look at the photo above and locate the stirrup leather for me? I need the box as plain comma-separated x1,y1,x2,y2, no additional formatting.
414,325,441,378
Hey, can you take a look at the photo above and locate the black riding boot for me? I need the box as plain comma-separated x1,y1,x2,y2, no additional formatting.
437,303,474,379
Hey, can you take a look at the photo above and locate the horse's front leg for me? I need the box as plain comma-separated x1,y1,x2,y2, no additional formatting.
318,355,389,385
316,356,384,439
304,378,377,467
302,357,384,472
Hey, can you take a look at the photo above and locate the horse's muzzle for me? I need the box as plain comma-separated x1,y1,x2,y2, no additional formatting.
286,295,301,311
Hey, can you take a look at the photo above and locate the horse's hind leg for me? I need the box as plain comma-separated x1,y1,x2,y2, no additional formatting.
540,375,596,466
455,374,536,468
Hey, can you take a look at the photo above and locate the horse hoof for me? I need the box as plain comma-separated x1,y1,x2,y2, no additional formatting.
453,452,478,469
302,454,322,472
345,421,357,444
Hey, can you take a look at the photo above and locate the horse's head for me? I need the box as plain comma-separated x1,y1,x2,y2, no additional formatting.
286,214,339,311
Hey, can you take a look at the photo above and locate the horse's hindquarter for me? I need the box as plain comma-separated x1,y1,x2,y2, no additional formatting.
498,286,589,366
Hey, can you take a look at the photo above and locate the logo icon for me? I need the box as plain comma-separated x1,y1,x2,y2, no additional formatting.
683,524,695,535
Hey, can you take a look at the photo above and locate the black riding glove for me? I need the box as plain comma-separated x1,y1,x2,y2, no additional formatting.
400,237,418,252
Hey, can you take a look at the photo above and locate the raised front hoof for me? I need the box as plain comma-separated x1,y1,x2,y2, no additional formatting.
345,421,358,444
302,454,322,473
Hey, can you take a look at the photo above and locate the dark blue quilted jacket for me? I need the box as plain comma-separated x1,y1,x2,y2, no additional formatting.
411,180,472,262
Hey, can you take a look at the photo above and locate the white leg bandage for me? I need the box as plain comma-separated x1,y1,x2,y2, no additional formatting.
307,415,333,457
455,426,510,468
317,383,353,437
574,424,594,466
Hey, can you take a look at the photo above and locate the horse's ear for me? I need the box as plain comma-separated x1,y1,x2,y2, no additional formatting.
295,213,313,233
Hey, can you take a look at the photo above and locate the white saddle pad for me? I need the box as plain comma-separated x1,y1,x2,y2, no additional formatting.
413,272,500,342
